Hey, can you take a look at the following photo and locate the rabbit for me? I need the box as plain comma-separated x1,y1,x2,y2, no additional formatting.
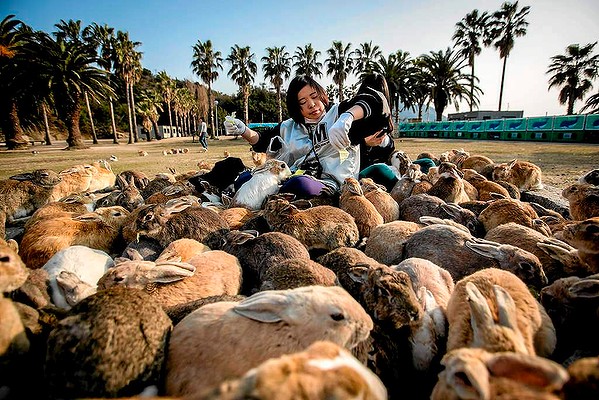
492,159,543,191
231,159,291,211
339,177,384,238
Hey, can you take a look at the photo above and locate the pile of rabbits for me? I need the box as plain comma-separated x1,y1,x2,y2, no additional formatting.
1,148,598,400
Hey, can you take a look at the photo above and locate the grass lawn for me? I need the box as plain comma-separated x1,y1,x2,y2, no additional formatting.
1,134,598,189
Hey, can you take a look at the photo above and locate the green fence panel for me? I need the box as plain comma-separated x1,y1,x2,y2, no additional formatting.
526,116,554,131
550,130,585,142
483,119,504,140
584,114,599,130
553,115,585,130
525,131,552,141
504,118,527,131
466,120,485,132
501,131,526,140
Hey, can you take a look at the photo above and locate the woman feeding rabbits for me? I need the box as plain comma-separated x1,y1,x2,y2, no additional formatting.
224,74,396,198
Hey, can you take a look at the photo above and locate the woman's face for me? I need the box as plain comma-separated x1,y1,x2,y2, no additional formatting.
297,85,325,120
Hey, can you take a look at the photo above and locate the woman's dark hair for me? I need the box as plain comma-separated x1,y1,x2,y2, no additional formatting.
357,73,394,133
286,75,329,124
358,73,391,104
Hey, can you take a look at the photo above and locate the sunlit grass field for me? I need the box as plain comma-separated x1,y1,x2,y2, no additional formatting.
1,135,598,188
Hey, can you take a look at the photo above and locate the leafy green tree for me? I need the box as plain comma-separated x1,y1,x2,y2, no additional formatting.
373,50,417,122
191,39,223,138
136,87,163,140
325,41,354,101
486,1,531,111
23,31,114,148
581,92,599,114
293,44,322,78
112,30,142,144
354,41,382,75
262,46,291,122
53,19,102,144
83,22,119,143
157,71,176,131
547,42,599,115
0,14,29,149
416,48,477,121
453,9,490,111
226,44,257,124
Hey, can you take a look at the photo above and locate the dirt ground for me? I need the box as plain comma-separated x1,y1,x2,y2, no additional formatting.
1,135,598,189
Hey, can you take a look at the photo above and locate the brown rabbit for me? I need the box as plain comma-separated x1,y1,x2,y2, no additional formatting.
561,183,599,221
339,177,384,238
263,198,359,252
492,159,543,191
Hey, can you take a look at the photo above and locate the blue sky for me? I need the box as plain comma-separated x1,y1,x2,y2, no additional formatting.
3,0,599,117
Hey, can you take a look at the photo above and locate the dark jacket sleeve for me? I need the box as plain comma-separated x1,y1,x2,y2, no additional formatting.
250,123,283,153
339,88,393,146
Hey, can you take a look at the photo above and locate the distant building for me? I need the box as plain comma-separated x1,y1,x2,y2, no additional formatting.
448,110,524,121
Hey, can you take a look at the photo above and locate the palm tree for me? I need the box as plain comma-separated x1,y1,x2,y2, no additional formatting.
83,22,119,143
112,30,142,144
416,48,477,121
226,45,257,124
547,42,599,115
157,71,176,131
191,39,223,138
372,50,417,122
325,41,354,102
354,41,382,75
262,46,291,122
452,9,490,111
0,15,29,149
53,19,101,144
581,92,599,114
293,44,322,77
136,87,163,140
24,31,114,149
486,1,531,111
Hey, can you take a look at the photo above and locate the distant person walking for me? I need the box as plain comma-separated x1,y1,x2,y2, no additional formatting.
199,117,208,151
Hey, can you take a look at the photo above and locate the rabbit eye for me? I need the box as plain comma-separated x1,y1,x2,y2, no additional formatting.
330,313,345,321
113,276,125,283
0,256,10,262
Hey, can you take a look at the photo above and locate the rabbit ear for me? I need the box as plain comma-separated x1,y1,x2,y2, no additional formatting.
443,354,491,400
439,203,464,220
485,352,568,391
536,239,576,264
143,262,195,283
466,282,494,342
493,285,518,330
233,291,290,323
465,239,501,259
347,265,370,284
568,279,599,299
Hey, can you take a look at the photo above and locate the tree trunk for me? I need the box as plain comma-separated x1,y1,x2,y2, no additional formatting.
152,119,162,140
109,98,119,144
167,101,173,130
338,82,344,102
567,96,575,115
6,100,28,150
469,59,475,112
244,86,249,125
498,55,508,112
42,103,52,145
130,84,138,142
84,91,98,144
65,106,88,149
126,82,134,144
208,83,215,139
277,85,282,122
